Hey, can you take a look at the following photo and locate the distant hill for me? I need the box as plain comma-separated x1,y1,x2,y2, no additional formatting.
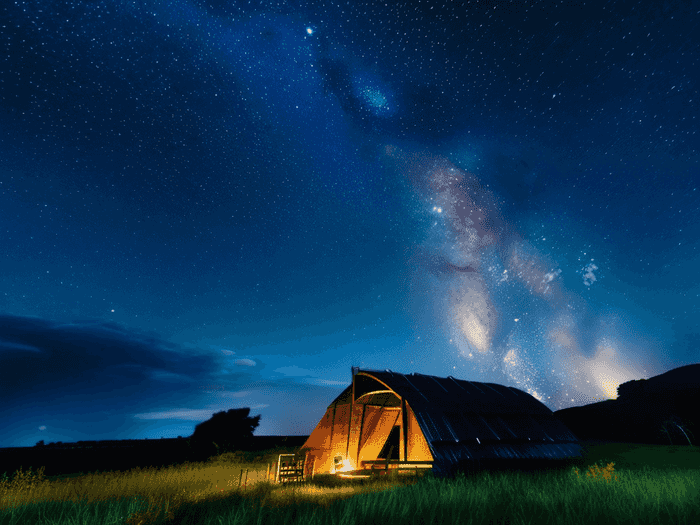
554,364,700,445
0,435,309,479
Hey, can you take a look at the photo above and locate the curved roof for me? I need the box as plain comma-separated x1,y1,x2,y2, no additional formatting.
361,369,552,415
350,368,579,446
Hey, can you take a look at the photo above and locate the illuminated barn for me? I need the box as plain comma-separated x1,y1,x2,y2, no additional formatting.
301,367,582,477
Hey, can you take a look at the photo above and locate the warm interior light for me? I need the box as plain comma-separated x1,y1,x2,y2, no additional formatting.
332,456,355,474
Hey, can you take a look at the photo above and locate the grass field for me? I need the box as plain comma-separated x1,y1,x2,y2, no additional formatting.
1,442,699,524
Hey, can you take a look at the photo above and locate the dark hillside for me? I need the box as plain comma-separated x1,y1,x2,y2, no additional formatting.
554,364,699,445
0,435,308,479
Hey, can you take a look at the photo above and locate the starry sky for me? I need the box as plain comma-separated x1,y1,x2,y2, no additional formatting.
1,0,698,448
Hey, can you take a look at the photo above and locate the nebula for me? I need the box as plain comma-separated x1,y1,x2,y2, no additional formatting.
384,143,648,407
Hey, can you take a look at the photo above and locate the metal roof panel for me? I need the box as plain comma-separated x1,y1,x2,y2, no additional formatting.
346,369,580,460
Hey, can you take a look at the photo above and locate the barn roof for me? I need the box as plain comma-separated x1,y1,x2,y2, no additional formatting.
346,368,581,474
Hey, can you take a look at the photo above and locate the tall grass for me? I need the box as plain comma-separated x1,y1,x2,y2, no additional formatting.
1,443,699,525
0,452,282,525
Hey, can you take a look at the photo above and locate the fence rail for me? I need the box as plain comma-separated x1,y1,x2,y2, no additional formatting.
360,459,433,474
276,454,306,483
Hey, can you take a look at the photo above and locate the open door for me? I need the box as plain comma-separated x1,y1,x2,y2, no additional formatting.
377,425,400,460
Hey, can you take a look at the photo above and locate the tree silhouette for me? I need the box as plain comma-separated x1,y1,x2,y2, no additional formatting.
188,408,261,460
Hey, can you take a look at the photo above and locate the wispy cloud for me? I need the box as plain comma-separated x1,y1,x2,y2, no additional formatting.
309,379,347,386
0,340,41,352
0,314,337,446
274,365,315,377
133,406,268,421
236,358,256,367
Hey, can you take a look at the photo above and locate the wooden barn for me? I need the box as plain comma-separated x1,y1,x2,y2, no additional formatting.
300,367,582,478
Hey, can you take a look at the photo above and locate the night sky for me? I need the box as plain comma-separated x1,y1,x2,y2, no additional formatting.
1,0,698,448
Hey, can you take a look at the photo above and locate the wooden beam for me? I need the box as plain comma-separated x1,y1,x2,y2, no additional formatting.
356,402,366,466
402,396,408,462
362,460,433,464
346,380,354,458
329,404,336,449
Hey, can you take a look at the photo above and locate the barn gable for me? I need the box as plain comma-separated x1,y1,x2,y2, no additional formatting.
301,368,581,477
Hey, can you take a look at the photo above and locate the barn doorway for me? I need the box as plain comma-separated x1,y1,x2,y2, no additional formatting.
378,425,400,460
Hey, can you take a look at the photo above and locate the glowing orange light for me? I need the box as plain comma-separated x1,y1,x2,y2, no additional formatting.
331,457,355,474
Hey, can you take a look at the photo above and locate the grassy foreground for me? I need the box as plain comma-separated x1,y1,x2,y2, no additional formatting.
1,442,699,525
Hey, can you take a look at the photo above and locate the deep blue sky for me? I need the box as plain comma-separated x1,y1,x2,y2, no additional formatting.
1,0,698,448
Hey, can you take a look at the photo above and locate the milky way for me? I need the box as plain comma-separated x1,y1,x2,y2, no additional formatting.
385,144,652,407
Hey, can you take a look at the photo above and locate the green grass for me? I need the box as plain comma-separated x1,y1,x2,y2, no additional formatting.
1,442,699,525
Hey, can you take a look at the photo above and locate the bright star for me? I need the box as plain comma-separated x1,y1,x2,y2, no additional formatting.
306,27,314,35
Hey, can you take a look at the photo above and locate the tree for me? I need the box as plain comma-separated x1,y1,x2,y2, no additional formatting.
35,440,45,447
189,408,261,460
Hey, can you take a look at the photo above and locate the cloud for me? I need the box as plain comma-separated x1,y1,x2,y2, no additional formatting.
133,406,268,421
310,379,348,386
235,358,256,367
0,314,214,398
274,365,315,377
202,344,237,356
0,314,296,445
0,314,357,445
150,370,195,383
133,408,220,421
0,340,42,352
